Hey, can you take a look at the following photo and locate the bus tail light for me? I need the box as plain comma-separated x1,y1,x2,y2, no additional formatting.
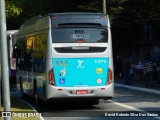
49,68,56,86
101,15,107,19
11,56,15,69
107,69,112,85
51,16,57,20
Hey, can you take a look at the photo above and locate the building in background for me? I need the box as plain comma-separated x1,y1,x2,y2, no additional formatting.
113,18,160,64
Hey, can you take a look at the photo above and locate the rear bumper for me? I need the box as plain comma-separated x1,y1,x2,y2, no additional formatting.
47,84,114,100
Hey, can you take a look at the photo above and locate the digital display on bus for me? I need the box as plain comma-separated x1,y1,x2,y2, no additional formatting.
51,28,108,43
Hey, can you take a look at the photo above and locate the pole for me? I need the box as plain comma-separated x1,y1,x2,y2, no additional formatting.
0,41,1,109
0,0,11,120
103,0,107,14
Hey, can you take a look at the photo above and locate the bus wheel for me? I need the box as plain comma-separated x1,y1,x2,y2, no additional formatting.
20,79,23,93
34,92,38,106
34,81,40,106
34,81,37,104
20,78,24,97
20,79,25,98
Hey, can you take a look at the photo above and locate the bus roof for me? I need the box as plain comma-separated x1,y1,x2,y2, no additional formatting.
48,12,106,18
49,13,108,28
18,12,109,36
7,30,18,35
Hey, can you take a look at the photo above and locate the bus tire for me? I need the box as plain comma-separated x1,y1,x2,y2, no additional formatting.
20,78,26,98
34,80,40,106
20,78,23,93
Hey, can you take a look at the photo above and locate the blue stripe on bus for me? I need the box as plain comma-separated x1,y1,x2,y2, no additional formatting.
52,58,109,87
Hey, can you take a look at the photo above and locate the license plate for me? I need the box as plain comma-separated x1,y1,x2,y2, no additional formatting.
76,90,88,94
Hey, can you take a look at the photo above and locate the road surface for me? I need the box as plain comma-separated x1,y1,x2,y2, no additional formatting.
11,85,160,120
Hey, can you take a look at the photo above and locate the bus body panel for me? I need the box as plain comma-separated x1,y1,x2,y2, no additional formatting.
16,27,48,100
7,30,18,80
50,13,108,28
52,58,109,87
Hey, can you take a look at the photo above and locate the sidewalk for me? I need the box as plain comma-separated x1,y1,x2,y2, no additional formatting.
0,86,42,120
115,77,160,93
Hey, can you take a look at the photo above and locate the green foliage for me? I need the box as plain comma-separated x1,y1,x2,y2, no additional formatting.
78,0,129,21
78,1,101,12
115,0,160,26
6,0,23,17
5,0,160,29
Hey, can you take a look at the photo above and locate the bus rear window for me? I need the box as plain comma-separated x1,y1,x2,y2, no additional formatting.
51,28,108,43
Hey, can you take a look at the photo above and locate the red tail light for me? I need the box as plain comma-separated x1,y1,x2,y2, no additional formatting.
11,56,15,68
101,15,107,19
51,16,57,20
76,39,85,43
49,69,56,86
107,69,112,85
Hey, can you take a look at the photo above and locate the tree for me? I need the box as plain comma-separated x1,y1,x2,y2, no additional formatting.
6,0,24,29
115,0,160,24
6,0,23,17
78,0,129,21
6,0,160,29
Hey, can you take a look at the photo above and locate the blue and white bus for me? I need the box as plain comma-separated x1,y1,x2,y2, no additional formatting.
15,13,114,105
7,30,18,82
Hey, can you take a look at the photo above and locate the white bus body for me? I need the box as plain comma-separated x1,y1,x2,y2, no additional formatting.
16,13,114,105
7,30,18,81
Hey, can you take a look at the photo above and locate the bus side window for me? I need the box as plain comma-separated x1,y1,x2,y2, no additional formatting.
13,44,21,70
12,45,17,58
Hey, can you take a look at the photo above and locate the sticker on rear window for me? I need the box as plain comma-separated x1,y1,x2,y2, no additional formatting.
96,68,102,74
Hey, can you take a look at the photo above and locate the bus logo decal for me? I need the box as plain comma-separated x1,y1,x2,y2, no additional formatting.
59,68,66,76
77,60,84,68
59,78,65,84
56,61,68,66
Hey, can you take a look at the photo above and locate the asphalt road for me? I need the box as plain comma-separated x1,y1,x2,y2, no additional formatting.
11,86,160,120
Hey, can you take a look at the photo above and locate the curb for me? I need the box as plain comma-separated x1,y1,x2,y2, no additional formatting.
115,83,160,95
11,95,44,120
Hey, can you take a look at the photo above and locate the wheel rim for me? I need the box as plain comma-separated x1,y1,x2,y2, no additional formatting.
35,93,38,105
20,80,23,94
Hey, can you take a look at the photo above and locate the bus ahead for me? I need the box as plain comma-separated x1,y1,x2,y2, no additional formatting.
7,30,18,83
15,12,114,105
